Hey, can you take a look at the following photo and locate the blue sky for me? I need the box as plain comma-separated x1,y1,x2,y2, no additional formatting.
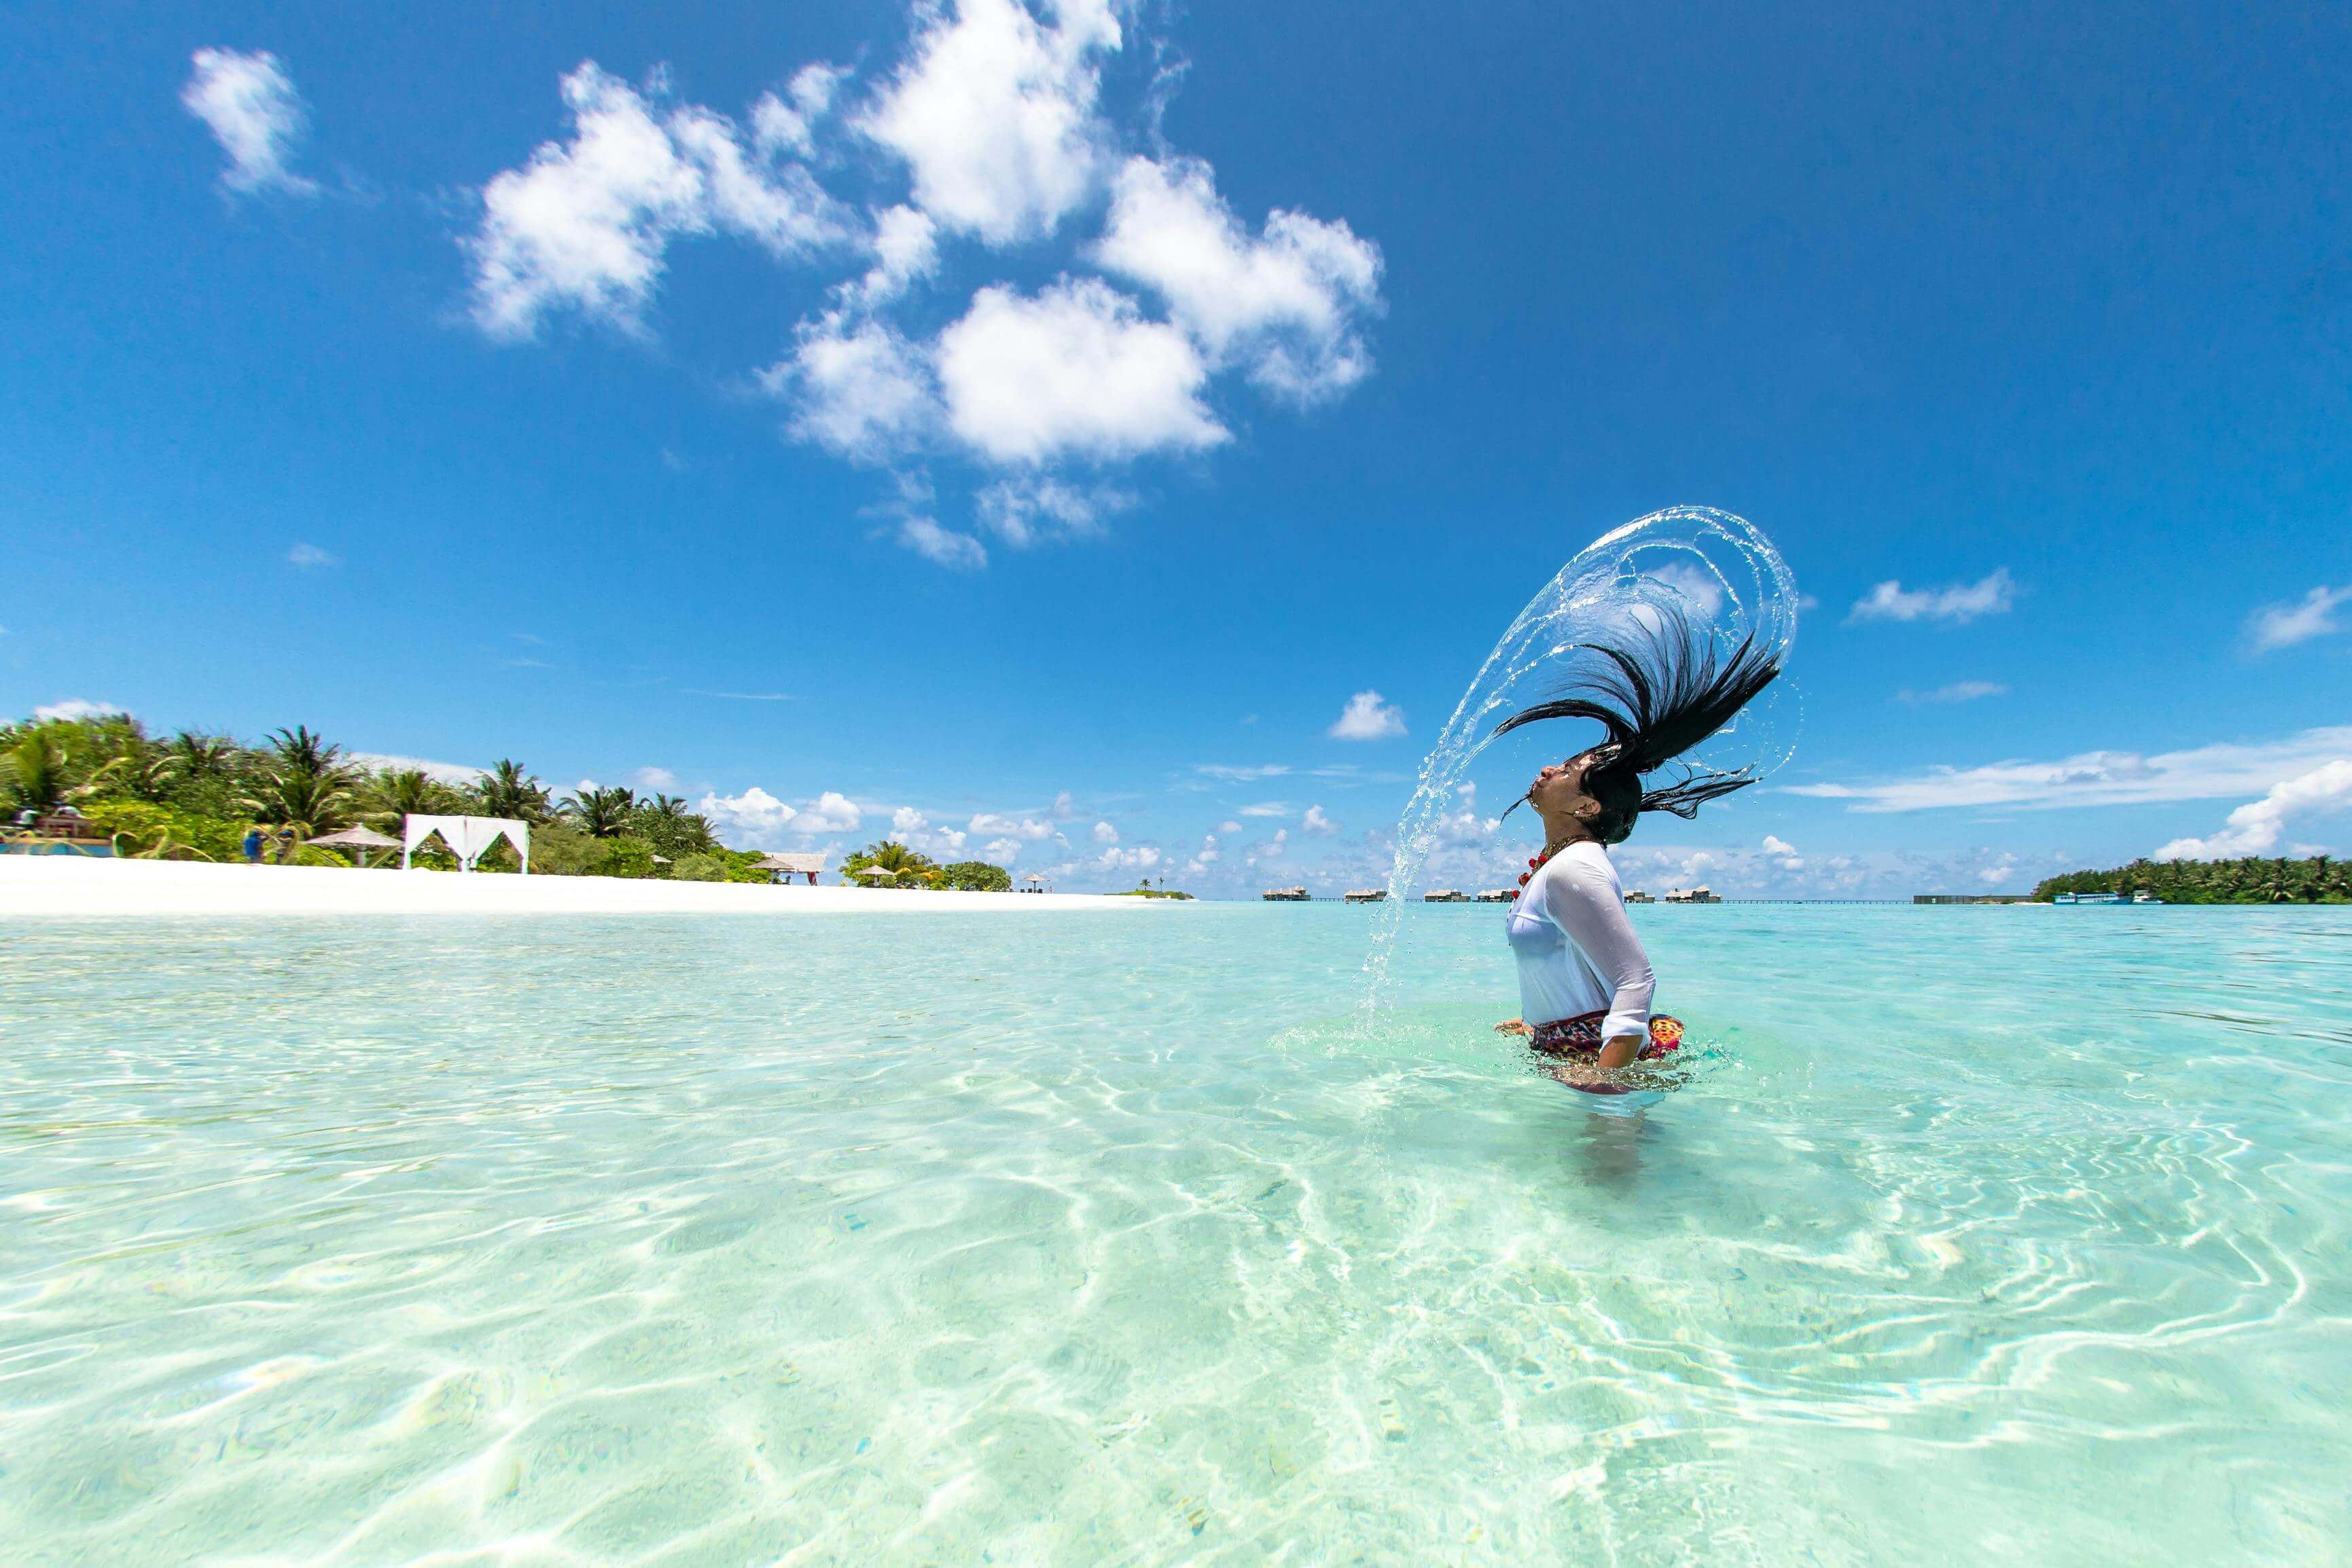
4,0,2349,894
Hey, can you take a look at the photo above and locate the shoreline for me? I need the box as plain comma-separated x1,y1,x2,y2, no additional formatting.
0,857,1166,916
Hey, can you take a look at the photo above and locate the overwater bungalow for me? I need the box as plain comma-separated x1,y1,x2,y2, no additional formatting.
1662,885,1721,904
1261,886,1310,901
1624,889,1654,904
1476,888,1514,902
1423,889,1469,902
1343,889,1387,904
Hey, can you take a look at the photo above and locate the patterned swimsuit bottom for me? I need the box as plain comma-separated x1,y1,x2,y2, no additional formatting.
1529,1011,1685,1062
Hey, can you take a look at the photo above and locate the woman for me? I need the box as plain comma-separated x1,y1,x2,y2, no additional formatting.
1491,604,1783,1091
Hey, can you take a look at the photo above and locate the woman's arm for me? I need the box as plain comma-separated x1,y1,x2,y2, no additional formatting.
1542,854,1655,1068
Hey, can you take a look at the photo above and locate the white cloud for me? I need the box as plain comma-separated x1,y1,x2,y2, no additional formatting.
1302,804,1336,835
857,0,1121,245
1646,562,1726,620
1761,834,1804,871
2154,760,2352,859
935,279,1225,464
1238,803,1288,818
890,805,968,856
1196,764,1289,783
768,313,942,461
1849,568,2016,624
1092,819,1118,842
976,475,1130,546
1898,680,2007,705
1788,725,2352,813
287,542,336,569
969,811,1055,840
629,766,679,791
467,63,842,340
1328,689,1406,741
181,48,317,197
1097,845,1164,872
1216,819,1242,834
798,790,864,833
33,698,127,724
1051,790,1076,820
696,785,863,846
2247,585,2352,653
749,63,850,158
844,204,940,308
351,752,484,785
896,514,989,570
697,785,798,845
983,836,1026,863
1092,155,1382,402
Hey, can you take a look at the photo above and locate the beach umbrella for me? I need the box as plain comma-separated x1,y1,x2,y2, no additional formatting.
302,824,402,868
857,864,899,885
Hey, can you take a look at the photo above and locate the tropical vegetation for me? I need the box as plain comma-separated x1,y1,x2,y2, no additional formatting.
2,710,780,881
2033,857,2352,904
838,840,1014,891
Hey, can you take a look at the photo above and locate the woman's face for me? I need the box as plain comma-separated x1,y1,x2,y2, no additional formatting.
1528,751,1600,822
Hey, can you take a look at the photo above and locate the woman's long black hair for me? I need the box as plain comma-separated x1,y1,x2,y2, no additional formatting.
1493,599,1784,844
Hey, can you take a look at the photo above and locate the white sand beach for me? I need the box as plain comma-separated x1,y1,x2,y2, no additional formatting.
0,857,1168,916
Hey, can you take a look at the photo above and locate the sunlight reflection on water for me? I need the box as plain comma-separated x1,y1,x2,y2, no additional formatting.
1,905,2348,1565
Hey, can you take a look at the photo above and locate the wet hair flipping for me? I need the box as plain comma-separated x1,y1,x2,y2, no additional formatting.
1493,600,1784,845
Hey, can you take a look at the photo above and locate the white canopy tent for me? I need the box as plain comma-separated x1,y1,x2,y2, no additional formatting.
402,815,531,874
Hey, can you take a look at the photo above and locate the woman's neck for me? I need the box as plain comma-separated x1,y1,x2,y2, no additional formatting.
1536,813,1597,855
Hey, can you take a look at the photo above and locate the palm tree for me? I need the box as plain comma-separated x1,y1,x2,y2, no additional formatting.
365,768,448,830
0,730,69,816
240,727,360,838
630,793,716,857
563,785,638,838
479,758,552,823
166,730,240,781
840,838,937,887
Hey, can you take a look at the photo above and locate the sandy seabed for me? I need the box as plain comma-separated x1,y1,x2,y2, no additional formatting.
0,857,1164,916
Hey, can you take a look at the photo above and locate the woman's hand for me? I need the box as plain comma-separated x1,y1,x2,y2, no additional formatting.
1494,1018,1533,1038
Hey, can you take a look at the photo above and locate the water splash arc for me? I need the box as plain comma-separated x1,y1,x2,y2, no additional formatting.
1361,505,1800,1012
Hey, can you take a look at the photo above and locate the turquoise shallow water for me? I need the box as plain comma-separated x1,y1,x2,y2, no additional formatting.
3,905,2349,1566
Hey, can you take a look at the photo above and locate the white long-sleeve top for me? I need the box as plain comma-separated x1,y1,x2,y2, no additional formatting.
1504,841,1656,1041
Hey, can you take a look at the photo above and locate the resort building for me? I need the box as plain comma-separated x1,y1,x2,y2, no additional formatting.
1343,889,1387,904
1423,889,1469,902
1624,889,1654,904
1662,885,1721,904
753,852,825,886
1262,886,1311,901
2,806,113,856
1476,889,1514,902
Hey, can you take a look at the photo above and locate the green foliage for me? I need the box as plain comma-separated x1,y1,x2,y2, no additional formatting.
2033,856,2352,904
364,768,459,830
941,859,1012,891
669,853,730,882
518,821,594,875
240,726,361,833
77,799,245,862
1,729,71,815
480,759,554,823
840,839,940,887
588,836,660,879
632,794,720,858
1112,887,1195,899
564,785,639,838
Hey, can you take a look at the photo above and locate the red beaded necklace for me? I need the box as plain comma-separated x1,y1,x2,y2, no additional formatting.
1518,836,1581,890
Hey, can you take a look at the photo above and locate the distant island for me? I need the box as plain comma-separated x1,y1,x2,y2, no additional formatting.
2034,856,2350,905
1,709,1010,889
